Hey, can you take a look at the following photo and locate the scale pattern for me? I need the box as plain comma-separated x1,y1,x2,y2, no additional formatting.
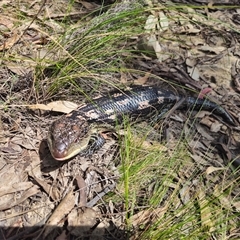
47,85,235,160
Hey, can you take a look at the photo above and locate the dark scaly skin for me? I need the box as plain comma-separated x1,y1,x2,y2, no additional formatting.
47,85,235,161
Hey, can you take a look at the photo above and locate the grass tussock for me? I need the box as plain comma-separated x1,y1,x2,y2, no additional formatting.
114,120,239,239
37,3,147,95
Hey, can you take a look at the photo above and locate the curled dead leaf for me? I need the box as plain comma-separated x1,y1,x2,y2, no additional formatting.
28,101,78,114
205,166,224,175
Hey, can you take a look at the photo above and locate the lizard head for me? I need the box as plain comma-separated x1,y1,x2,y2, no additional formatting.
47,115,91,160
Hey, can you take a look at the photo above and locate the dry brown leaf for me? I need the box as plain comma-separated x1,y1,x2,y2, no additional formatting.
213,185,232,210
199,45,225,54
75,175,87,207
200,117,214,128
80,1,99,10
0,182,33,197
205,166,224,175
179,184,191,204
133,72,151,85
130,206,168,227
197,188,214,231
196,124,214,141
0,185,39,211
0,30,21,51
143,14,171,61
186,58,200,81
145,15,159,32
28,101,78,113
28,167,61,201
0,165,25,195
232,201,240,211
197,54,234,88
0,15,14,29
11,134,36,150
140,139,167,152
68,207,98,236
5,62,32,76
210,122,222,132
185,23,201,33
195,110,211,119
158,11,168,32
119,72,129,84
1,143,22,154
188,65,200,81
148,34,164,61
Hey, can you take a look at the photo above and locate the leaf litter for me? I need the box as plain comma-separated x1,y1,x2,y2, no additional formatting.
0,0,240,239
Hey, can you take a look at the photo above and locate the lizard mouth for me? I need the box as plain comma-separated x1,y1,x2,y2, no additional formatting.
49,148,69,161
48,134,92,161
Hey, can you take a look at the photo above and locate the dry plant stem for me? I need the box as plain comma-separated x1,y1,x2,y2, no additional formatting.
86,183,116,208
22,0,47,36
173,66,203,90
163,98,185,123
